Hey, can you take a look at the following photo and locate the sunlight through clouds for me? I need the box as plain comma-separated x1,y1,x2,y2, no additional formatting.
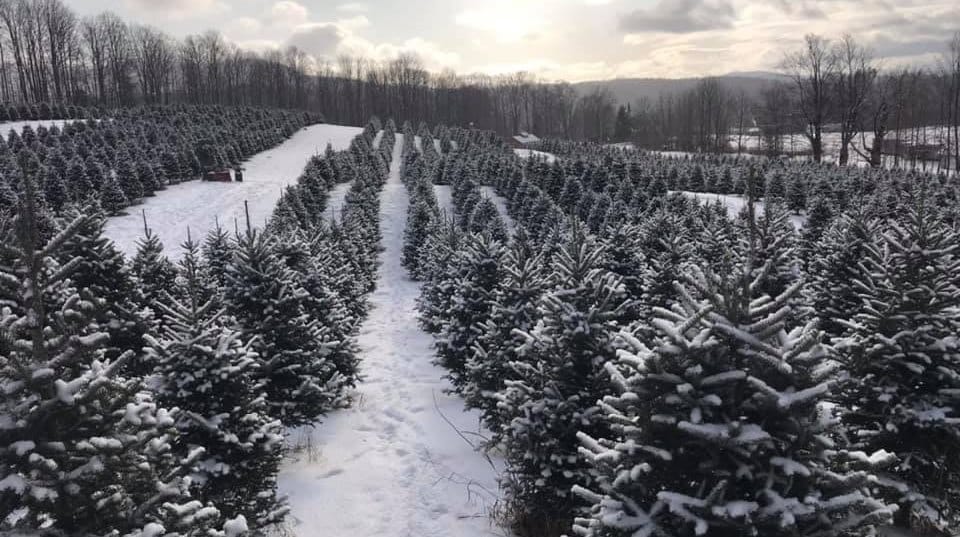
455,1,550,43
108,0,960,80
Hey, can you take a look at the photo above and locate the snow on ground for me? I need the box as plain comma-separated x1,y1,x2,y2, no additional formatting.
1,119,73,138
676,191,807,231
325,181,354,221
434,184,453,216
481,186,514,232
412,136,442,155
103,123,361,260
278,134,504,537
513,148,557,163
729,126,956,173
326,130,382,220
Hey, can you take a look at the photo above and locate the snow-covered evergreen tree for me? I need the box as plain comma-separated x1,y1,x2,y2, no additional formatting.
0,178,218,536
223,227,343,426
417,217,464,335
146,233,287,530
497,229,629,536
576,259,894,537
803,210,875,339
832,194,960,532
402,198,436,279
464,229,547,435
435,233,505,390
132,216,179,309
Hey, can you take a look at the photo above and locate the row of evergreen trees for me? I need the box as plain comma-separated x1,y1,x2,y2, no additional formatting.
0,101,92,123
0,105,322,217
0,117,393,535
518,139,960,227
410,126,960,536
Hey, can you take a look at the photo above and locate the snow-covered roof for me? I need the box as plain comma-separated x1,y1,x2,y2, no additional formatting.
513,132,540,145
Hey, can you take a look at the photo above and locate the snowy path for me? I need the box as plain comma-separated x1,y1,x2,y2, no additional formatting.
278,134,504,537
434,185,453,216
325,181,353,221
676,191,807,231
103,124,361,259
481,186,514,232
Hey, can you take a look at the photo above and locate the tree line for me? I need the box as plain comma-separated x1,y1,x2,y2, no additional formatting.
1,0,957,169
617,33,960,172
0,0,607,138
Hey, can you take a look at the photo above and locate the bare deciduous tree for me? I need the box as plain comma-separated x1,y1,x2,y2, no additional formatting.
783,34,837,163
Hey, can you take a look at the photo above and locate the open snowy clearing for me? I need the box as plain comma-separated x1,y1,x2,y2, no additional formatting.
103,123,362,259
676,191,808,230
514,148,557,163
278,134,504,537
1,119,74,137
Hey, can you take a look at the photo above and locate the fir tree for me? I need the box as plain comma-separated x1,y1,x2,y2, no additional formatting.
833,195,960,532
403,198,436,279
576,260,894,537
0,178,218,536
468,197,508,242
58,205,153,374
100,173,128,215
464,230,547,435
132,214,178,308
223,226,343,426
803,211,875,338
146,234,288,530
435,233,505,390
497,229,629,536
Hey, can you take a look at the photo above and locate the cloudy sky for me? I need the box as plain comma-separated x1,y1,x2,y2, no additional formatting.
67,0,958,81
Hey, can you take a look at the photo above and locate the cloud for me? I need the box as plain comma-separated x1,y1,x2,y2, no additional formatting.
337,2,369,12
619,0,736,33
283,18,459,72
455,2,549,43
124,0,229,19
288,23,348,58
270,0,309,28
224,16,263,38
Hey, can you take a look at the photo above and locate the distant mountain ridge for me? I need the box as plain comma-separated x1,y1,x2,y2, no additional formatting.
573,72,786,105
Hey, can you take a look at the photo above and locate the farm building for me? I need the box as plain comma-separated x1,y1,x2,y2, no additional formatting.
506,131,541,148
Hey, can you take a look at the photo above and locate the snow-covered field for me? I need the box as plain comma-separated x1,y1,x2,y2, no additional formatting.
676,191,807,230
514,148,557,163
730,127,956,172
103,123,362,259
0,119,74,137
278,134,503,537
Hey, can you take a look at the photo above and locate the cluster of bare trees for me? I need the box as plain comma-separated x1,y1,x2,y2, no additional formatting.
0,0,321,110
0,0,616,139
1,0,956,167
776,32,960,170
624,77,747,152
618,32,960,171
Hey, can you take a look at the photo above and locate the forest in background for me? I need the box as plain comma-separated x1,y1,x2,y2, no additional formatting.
0,0,958,168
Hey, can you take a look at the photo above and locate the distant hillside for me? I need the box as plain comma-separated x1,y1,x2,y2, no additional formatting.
573,73,787,105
